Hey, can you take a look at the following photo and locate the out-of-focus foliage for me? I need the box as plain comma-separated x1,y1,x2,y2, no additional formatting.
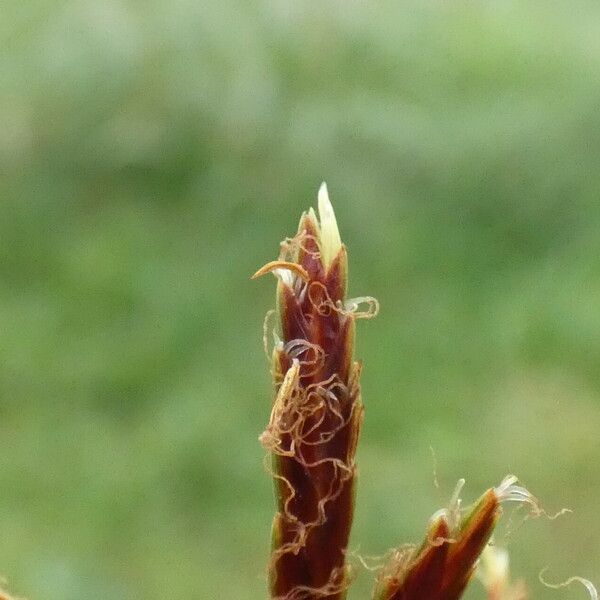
1,1,599,598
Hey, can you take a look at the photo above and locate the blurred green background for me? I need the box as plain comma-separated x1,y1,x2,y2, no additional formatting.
1,1,599,598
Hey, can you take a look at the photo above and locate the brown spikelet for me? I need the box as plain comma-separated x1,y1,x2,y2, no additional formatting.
373,476,540,600
255,184,376,600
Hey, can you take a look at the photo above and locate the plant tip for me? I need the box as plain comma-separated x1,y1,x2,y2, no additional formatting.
317,182,342,268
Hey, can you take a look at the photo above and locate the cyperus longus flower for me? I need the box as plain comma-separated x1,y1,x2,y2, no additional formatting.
253,184,377,600
373,476,539,600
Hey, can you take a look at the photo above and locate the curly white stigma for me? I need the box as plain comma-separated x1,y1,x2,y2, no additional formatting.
317,182,342,268
494,475,538,509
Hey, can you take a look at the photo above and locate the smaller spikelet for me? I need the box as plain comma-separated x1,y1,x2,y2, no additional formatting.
373,476,537,600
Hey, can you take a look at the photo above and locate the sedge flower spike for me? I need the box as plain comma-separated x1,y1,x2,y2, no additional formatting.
254,184,377,600
373,476,537,600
